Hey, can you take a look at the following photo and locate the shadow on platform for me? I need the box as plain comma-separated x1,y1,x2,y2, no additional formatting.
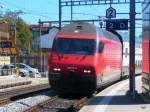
88,94,147,106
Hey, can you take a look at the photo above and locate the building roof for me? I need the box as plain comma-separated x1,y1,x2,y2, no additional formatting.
40,27,59,49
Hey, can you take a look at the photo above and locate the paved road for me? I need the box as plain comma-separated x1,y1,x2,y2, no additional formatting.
80,76,150,112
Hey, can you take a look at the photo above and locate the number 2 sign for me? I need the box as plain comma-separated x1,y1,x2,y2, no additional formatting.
106,7,116,18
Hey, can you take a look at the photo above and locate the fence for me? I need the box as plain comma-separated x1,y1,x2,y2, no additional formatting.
0,68,16,76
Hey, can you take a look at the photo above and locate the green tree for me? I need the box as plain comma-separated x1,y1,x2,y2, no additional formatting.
16,18,32,54
1,11,32,54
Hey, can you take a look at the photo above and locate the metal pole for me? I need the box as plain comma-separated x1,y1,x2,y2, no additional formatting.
110,0,112,7
59,0,62,29
13,19,16,68
129,0,136,99
39,19,42,73
71,0,73,21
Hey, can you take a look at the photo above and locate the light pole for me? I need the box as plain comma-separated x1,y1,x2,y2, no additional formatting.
71,0,73,21
0,3,4,55
38,19,43,73
13,19,16,68
11,11,23,68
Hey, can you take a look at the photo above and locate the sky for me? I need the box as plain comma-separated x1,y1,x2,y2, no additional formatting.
0,0,143,36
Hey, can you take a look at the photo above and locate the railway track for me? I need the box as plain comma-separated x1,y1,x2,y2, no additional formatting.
24,70,142,112
0,83,50,106
25,96,88,112
0,69,142,111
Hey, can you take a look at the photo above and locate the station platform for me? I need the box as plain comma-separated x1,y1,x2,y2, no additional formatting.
0,75,48,90
80,76,150,112
0,75,49,100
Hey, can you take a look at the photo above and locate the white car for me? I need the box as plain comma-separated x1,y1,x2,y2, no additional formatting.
17,63,41,78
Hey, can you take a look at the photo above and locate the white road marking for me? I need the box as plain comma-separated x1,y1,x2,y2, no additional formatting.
93,76,141,112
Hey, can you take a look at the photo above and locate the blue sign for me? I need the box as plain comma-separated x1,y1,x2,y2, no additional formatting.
106,19,128,30
106,7,116,18
0,42,13,48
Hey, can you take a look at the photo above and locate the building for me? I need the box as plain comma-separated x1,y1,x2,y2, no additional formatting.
39,27,59,71
40,27,59,49
30,23,51,51
22,26,58,72
20,24,51,70
0,23,18,65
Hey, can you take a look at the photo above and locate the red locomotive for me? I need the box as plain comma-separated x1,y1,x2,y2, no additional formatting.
49,22,123,94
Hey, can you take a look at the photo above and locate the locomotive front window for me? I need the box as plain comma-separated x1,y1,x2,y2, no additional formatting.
53,38,96,55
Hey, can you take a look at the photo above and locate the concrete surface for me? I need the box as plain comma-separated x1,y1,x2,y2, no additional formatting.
80,76,150,112
0,76,48,90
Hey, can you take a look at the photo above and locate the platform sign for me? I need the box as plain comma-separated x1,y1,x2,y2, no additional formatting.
106,19,128,30
0,41,13,48
106,7,116,18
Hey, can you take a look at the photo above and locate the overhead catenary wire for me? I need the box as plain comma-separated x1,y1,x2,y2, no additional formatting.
0,0,143,27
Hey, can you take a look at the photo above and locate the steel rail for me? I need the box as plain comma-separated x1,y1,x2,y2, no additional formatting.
24,69,142,112
0,83,50,106
25,96,88,112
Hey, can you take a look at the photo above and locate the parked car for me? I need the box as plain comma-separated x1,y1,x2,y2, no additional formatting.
17,63,41,77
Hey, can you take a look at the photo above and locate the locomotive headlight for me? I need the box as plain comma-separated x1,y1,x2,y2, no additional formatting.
53,68,61,72
57,68,61,71
87,70,91,73
84,70,91,74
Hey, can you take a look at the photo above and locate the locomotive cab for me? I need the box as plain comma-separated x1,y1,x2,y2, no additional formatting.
49,38,99,94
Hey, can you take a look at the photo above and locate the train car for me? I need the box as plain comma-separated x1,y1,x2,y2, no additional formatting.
142,0,150,97
48,22,123,94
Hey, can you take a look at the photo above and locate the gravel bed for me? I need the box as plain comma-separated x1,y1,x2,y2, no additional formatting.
0,95,50,112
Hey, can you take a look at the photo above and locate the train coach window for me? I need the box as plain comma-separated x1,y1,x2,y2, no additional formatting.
98,42,104,53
